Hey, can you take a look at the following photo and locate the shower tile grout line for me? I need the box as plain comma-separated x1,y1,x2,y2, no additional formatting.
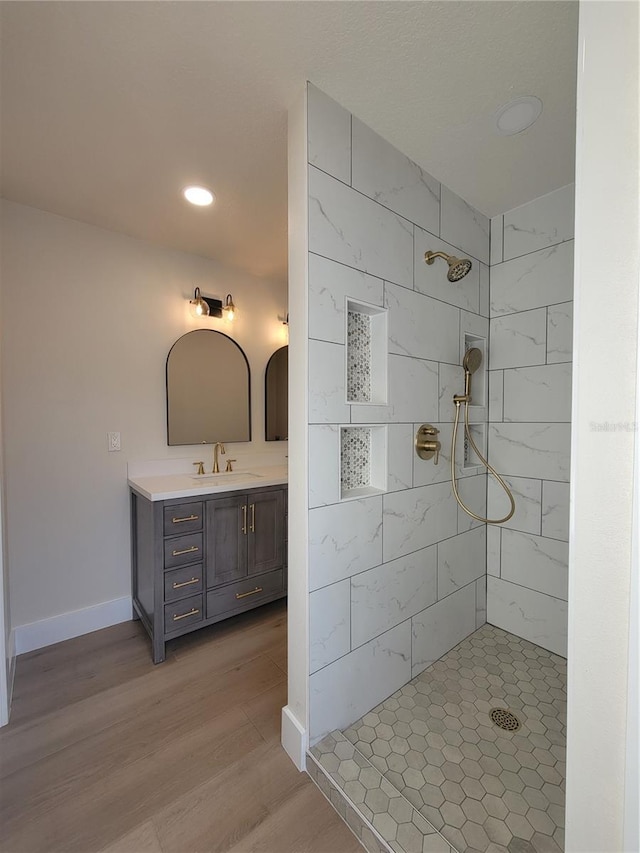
310,579,480,677
496,236,574,266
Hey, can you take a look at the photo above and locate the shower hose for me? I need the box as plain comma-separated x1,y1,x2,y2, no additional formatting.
451,399,516,525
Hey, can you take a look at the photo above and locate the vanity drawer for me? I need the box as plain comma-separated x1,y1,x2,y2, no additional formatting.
164,593,203,633
206,569,284,619
164,564,204,603
164,532,204,569
164,502,203,536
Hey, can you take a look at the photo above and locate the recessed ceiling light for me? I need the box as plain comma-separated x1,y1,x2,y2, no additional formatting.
495,96,543,136
183,186,215,206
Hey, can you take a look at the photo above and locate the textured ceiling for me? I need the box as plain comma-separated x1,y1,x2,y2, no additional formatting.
0,1,578,281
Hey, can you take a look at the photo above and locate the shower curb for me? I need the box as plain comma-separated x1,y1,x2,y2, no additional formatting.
308,730,458,853
306,751,392,853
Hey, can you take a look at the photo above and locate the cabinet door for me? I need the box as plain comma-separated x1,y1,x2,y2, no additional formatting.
206,495,248,587
247,490,284,576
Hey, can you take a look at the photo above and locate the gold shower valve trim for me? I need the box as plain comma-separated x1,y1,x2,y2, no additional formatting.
415,424,441,464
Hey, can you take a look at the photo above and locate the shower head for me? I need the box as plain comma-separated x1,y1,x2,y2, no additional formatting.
425,251,473,282
463,347,483,374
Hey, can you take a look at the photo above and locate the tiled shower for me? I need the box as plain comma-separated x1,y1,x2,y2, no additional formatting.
303,84,571,853
487,189,573,656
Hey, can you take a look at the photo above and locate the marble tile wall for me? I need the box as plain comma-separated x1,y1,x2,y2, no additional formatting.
306,84,490,743
487,184,574,658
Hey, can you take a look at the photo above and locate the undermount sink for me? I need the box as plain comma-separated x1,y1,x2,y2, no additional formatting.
191,472,263,485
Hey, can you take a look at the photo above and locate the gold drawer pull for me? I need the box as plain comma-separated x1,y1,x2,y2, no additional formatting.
241,505,247,535
236,586,263,600
173,608,200,621
249,503,255,533
172,577,199,589
172,545,199,556
172,514,199,524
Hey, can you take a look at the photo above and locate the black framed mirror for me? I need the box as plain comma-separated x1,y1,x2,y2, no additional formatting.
166,329,251,445
265,345,288,441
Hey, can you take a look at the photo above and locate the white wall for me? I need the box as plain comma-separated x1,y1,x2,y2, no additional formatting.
566,1,639,850
0,258,14,724
486,185,574,656
304,85,490,744
282,88,310,771
0,200,287,643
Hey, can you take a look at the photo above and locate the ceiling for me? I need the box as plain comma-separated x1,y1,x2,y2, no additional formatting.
0,1,578,282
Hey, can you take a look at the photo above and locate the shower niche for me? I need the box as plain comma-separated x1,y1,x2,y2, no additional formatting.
462,421,487,470
340,425,387,500
340,299,388,500
462,332,487,471
462,332,487,408
345,299,387,405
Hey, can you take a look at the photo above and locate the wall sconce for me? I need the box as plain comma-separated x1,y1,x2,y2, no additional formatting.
278,312,289,343
222,293,236,321
189,287,222,318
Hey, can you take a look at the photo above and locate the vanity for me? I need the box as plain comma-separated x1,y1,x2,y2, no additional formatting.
129,468,288,663
130,327,289,663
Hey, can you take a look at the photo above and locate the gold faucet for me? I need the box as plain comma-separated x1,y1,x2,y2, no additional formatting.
212,442,225,473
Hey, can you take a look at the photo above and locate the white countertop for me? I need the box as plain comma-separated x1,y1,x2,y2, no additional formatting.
128,465,288,501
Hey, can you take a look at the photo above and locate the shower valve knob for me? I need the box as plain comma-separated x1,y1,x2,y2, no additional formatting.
415,424,441,464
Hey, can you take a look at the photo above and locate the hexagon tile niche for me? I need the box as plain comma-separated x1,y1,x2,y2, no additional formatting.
309,623,566,853
346,299,387,406
340,426,387,500
347,310,373,402
341,299,388,501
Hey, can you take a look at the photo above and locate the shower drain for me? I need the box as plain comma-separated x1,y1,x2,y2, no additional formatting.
490,708,521,732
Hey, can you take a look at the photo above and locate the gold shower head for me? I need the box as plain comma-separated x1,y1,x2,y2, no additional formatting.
425,251,473,282
463,347,483,374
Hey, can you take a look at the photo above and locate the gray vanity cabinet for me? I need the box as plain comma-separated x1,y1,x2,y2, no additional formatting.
206,495,248,587
131,484,287,663
206,489,284,585
247,489,284,574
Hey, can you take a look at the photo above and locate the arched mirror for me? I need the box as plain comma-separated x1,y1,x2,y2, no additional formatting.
167,329,251,445
265,345,288,441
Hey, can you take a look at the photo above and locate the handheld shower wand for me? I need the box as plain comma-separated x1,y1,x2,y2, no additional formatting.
456,347,482,401
451,348,515,525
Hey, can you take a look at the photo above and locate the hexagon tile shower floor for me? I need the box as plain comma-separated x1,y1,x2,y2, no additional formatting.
308,624,566,853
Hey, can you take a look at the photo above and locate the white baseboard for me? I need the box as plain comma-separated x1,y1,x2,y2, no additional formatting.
0,628,14,727
281,705,307,771
14,596,133,655
8,626,16,692
5,629,16,725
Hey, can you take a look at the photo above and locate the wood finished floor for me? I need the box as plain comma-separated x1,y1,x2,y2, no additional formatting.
0,601,363,853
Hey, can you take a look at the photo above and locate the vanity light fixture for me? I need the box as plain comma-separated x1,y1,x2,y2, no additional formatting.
222,293,236,321
189,287,222,318
183,186,215,206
